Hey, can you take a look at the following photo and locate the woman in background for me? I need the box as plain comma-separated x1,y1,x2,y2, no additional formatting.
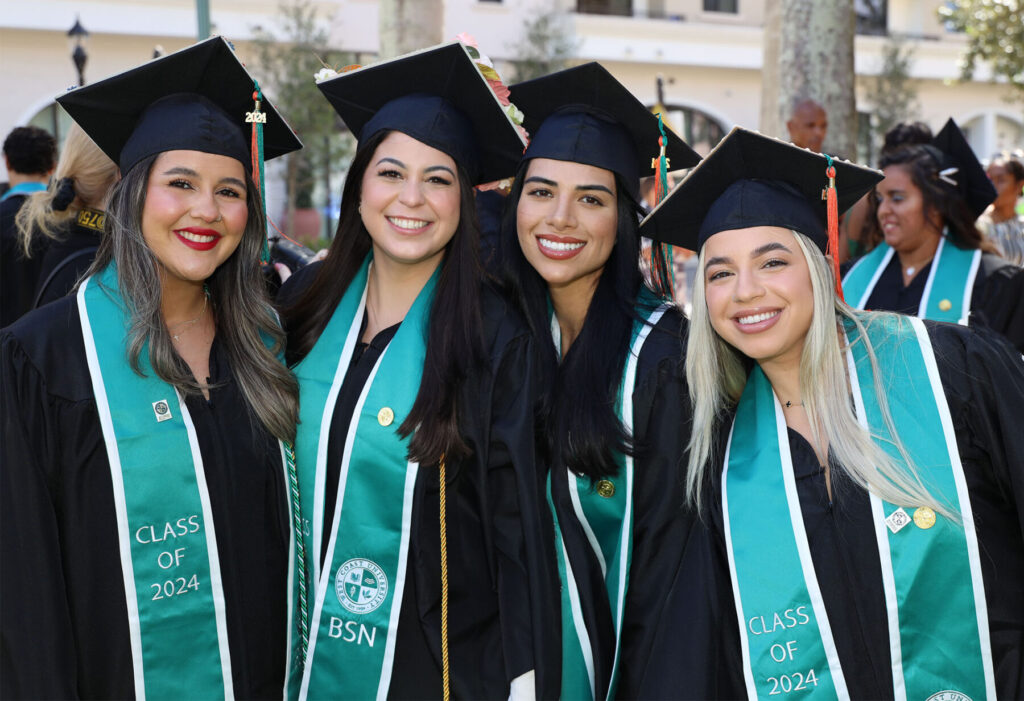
843,118,1023,350
978,151,1024,265
16,122,118,308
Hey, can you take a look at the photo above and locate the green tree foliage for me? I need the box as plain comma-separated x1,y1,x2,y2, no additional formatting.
507,9,577,83
939,0,1024,103
249,0,354,235
866,35,920,155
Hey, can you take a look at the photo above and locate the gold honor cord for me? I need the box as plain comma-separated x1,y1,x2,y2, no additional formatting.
439,453,451,701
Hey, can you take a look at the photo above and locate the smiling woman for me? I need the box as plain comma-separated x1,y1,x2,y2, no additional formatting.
277,41,558,699
842,119,1024,351
641,126,1024,700
0,38,305,699
500,64,731,700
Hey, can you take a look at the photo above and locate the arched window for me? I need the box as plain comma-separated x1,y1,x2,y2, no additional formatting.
653,103,727,158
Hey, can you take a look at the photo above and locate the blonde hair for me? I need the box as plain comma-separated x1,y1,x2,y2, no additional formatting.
16,123,118,256
685,229,950,519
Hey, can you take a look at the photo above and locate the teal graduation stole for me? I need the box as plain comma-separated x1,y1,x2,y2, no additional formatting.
292,256,438,700
78,264,296,700
551,301,669,700
842,237,981,323
723,312,994,700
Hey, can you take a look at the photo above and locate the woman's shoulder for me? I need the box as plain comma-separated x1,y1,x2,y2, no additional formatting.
2,295,93,403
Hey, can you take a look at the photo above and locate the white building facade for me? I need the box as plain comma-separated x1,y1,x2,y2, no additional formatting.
2,0,1020,179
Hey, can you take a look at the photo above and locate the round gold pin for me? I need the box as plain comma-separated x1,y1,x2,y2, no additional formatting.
913,506,936,529
938,299,952,312
596,479,615,498
377,407,394,427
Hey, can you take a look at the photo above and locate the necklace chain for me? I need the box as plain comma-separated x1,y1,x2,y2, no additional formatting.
784,400,803,408
168,292,209,341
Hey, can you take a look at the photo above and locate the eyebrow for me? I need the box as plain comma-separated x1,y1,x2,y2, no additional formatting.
705,241,793,269
377,157,455,178
161,166,246,190
523,175,615,196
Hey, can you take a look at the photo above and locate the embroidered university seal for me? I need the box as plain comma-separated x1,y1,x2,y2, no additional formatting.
926,691,972,701
335,558,389,614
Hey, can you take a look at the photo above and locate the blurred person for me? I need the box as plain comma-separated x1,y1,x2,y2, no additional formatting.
843,119,1023,351
1,126,57,326
1,38,303,698
15,123,118,309
844,121,935,261
786,98,828,153
978,151,1024,265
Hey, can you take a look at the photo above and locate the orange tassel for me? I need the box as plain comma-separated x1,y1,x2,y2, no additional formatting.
824,161,843,301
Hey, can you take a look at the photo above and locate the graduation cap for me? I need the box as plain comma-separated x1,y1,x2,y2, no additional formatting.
930,118,996,220
56,36,301,175
510,63,701,199
641,126,883,254
316,41,526,185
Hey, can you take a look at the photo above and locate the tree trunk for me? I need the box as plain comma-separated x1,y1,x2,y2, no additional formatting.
760,0,857,159
379,0,445,59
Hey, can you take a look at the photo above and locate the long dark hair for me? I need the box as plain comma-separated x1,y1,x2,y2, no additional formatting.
498,160,674,480
282,129,485,464
874,145,996,253
87,153,299,442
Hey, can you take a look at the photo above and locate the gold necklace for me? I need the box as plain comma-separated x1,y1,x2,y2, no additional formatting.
168,293,209,341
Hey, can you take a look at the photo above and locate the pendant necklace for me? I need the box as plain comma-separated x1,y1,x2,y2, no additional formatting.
784,400,803,409
168,290,209,342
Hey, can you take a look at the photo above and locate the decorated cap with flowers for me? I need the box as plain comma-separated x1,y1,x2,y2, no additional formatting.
315,40,526,185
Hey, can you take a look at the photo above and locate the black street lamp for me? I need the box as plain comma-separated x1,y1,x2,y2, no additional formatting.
68,16,89,86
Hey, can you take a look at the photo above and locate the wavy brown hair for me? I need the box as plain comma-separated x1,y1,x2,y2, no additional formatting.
84,153,299,442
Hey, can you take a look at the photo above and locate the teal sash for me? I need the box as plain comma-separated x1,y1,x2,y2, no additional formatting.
723,312,994,700
293,256,438,700
551,302,669,700
78,264,293,700
842,238,981,323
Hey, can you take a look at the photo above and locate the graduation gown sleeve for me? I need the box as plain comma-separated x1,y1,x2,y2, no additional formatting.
928,321,1024,696
620,311,740,700
1,313,83,699
396,286,560,700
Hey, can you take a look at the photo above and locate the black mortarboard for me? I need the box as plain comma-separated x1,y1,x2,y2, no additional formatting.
56,36,301,175
930,118,997,220
640,127,883,252
510,63,700,199
317,41,526,185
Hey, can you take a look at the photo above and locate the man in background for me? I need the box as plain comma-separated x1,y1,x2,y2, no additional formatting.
1,126,56,326
786,98,828,153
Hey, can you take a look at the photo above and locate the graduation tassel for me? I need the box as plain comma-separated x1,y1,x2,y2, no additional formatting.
246,81,270,264
651,113,676,297
823,155,843,301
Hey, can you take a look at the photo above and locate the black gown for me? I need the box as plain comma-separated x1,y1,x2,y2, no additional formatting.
0,296,291,699
709,321,1024,699
548,307,738,700
0,193,47,328
32,213,103,309
279,264,560,699
843,250,1024,351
